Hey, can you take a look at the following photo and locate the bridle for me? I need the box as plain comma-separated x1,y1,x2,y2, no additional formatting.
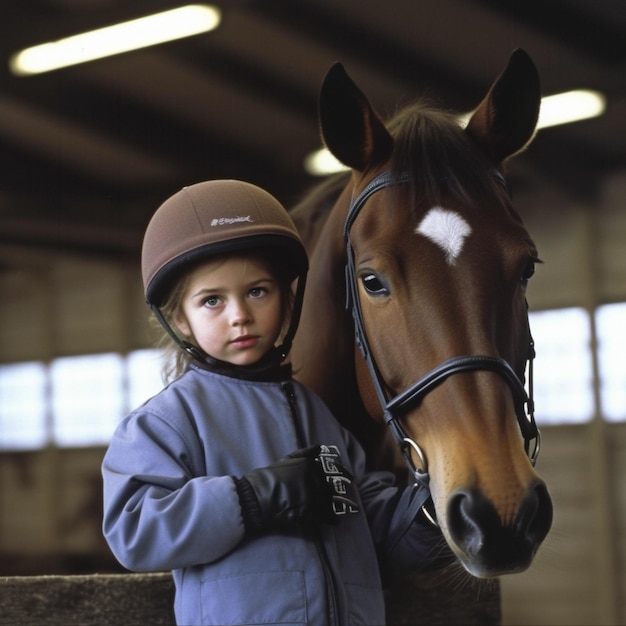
344,170,541,506
344,171,541,512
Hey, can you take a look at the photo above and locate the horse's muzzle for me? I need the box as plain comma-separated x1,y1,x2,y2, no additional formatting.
446,480,553,577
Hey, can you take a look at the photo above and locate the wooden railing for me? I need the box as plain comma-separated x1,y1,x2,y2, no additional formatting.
0,572,500,625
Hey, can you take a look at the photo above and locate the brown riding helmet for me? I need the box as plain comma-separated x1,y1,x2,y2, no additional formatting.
142,179,308,307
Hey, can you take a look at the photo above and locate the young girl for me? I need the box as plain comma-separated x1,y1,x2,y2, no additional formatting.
102,180,448,626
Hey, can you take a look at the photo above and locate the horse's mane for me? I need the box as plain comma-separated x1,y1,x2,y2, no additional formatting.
389,103,501,211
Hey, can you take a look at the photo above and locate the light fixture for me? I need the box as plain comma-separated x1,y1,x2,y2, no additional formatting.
535,89,605,130
9,4,221,76
303,147,349,176
306,89,607,176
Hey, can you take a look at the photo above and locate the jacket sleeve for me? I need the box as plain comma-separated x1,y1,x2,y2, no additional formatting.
379,482,455,575
102,411,246,572
343,431,453,575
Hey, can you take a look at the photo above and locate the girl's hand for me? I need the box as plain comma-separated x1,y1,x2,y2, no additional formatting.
234,445,358,534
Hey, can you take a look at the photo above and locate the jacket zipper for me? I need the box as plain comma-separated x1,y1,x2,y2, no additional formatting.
281,381,306,448
280,381,339,626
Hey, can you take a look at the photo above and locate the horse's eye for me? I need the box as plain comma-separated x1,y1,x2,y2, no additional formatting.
520,260,535,286
361,273,390,297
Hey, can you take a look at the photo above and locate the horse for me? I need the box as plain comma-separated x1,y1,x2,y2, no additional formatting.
291,49,552,579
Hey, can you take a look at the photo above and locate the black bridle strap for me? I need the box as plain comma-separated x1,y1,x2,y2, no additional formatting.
344,170,410,238
385,355,538,442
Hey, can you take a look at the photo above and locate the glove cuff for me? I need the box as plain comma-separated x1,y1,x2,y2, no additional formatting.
233,476,263,533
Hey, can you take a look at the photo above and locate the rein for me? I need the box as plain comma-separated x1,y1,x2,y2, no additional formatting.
344,170,541,499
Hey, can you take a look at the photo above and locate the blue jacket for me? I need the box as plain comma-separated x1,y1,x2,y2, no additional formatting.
102,364,443,626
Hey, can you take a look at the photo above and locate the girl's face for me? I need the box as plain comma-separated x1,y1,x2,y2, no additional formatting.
174,256,284,366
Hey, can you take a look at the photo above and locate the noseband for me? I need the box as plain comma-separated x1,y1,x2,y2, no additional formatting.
344,170,541,498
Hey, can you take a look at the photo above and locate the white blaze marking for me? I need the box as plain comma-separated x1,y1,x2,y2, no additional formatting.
415,207,472,265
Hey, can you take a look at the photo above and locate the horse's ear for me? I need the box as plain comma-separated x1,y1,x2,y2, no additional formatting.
465,49,541,165
319,63,393,171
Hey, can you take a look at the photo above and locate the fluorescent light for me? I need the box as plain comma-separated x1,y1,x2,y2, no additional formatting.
457,89,606,131
306,89,607,175
9,4,221,76
304,147,349,176
536,89,605,129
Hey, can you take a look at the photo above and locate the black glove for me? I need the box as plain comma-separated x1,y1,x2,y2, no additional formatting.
234,445,358,534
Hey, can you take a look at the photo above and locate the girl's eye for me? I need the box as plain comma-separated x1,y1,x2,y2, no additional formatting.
203,296,220,308
520,260,536,287
361,273,390,297
249,287,266,298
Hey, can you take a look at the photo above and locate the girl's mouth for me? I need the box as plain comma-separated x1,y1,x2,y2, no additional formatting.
230,335,259,349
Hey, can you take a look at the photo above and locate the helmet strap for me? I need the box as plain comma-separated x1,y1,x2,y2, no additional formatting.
276,273,307,362
149,304,209,362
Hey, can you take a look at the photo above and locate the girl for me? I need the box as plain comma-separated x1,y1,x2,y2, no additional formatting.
102,180,448,626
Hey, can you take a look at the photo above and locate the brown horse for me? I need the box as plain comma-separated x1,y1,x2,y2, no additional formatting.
291,49,552,578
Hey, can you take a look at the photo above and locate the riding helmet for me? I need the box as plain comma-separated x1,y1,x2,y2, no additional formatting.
142,179,308,307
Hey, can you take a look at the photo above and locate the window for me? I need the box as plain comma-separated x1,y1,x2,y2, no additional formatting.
127,349,165,410
529,307,594,425
596,303,626,422
0,361,48,450
0,350,163,451
50,353,125,447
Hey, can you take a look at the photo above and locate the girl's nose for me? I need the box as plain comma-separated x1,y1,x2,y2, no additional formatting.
229,299,252,325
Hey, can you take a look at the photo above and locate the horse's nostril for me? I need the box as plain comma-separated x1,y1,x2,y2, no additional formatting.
447,490,500,557
517,482,553,544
